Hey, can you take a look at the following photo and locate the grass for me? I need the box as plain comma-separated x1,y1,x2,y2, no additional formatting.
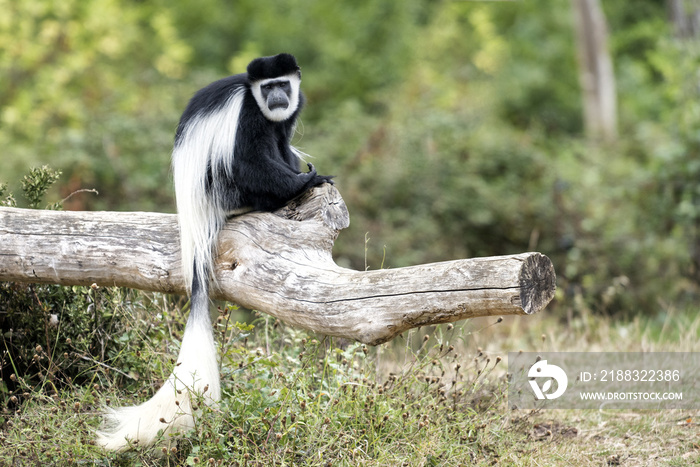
1,286,699,466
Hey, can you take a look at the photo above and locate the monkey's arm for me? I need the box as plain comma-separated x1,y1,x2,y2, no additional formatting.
233,149,330,212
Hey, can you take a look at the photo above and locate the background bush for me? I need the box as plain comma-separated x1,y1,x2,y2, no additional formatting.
1,0,698,316
2,2,700,464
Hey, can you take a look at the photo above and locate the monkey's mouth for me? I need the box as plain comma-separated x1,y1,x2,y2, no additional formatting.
267,92,290,111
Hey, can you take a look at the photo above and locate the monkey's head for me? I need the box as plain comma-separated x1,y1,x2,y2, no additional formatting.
248,53,302,122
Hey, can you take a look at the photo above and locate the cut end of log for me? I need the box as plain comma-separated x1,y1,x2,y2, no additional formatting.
519,253,556,314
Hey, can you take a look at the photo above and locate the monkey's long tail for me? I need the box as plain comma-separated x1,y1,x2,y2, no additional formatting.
96,264,221,451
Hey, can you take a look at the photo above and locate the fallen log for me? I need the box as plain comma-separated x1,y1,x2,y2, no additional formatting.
0,184,555,345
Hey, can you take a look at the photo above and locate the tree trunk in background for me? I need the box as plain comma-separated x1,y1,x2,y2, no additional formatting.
668,0,700,39
572,0,618,142
667,0,700,284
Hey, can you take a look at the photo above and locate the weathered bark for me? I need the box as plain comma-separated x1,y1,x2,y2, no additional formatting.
0,184,555,345
572,0,618,142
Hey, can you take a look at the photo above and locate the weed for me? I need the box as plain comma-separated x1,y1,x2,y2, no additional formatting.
2,289,699,466
1,167,698,465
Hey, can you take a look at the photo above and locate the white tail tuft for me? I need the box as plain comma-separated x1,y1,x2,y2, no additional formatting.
96,316,220,451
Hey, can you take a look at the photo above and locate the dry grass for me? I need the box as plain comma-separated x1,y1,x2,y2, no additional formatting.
1,288,698,466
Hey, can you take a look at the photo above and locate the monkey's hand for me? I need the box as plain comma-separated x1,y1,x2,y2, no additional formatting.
318,175,335,185
297,163,317,183
308,163,335,185
305,162,317,176
299,163,335,187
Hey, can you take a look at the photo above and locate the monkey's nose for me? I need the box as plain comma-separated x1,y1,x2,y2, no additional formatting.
268,91,289,111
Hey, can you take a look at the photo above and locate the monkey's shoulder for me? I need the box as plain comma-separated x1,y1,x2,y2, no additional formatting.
185,73,249,115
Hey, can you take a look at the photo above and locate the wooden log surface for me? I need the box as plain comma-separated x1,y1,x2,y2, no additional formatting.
0,185,555,345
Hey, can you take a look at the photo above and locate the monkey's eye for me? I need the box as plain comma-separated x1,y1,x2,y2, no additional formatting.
263,83,274,90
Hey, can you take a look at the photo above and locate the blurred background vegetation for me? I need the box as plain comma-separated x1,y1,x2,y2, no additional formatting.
1,0,699,319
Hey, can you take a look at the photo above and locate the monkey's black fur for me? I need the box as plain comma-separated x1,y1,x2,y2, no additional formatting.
174,55,331,213
97,53,333,451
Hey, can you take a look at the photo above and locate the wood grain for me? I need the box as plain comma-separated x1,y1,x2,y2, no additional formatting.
0,184,555,344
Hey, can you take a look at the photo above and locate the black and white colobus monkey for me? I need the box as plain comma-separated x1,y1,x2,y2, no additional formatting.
97,53,333,450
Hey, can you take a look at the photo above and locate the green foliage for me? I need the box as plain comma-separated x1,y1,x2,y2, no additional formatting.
0,284,165,406
3,3,700,463
548,30,700,314
20,165,61,209
1,165,62,209
0,0,189,211
2,0,699,316
0,182,16,207
162,0,428,117
305,0,700,317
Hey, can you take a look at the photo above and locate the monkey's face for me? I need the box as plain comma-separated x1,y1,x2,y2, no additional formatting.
251,72,301,122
